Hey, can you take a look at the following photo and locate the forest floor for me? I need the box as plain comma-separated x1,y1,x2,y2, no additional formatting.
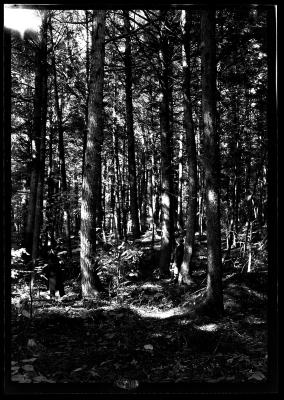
10,232,268,390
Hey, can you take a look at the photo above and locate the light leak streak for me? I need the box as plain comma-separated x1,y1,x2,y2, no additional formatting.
4,5,42,38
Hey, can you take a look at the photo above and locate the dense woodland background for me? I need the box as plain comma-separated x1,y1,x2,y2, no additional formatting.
5,5,278,389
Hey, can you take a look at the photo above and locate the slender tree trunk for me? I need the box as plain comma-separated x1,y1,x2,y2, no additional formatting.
200,8,223,314
46,116,56,248
80,10,106,297
50,22,72,258
140,130,148,233
112,78,122,238
24,12,48,259
177,130,183,231
24,20,46,254
82,11,90,181
121,135,128,240
123,11,140,238
180,10,198,284
114,139,123,239
150,152,156,246
231,89,240,246
31,12,48,261
159,11,174,277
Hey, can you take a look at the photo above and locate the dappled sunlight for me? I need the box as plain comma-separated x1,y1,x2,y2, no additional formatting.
81,180,94,198
208,189,217,206
129,304,188,319
194,323,219,332
9,4,270,386
203,111,213,128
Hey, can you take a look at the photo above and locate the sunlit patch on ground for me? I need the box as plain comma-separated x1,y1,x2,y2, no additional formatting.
194,323,219,332
11,239,268,385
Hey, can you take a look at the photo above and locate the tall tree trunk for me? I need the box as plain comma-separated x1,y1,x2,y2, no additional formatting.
46,115,56,248
200,8,223,315
121,135,128,240
114,135,123,239
24,12,48,259
24,16,46,254
180,10,198,284
31,12,48,261
230,89,240,247
177,129,183,231
112,103,122,239
50,22,72,258
80,10,106,297
140,129,148,233
123,10,140,238
159,11,174,277
82,10,90,181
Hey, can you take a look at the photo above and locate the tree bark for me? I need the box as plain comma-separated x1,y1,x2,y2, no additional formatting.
80,10,106,297
159,11,174,277
24,12,48,259
200,8,223,314
31,12,48,261
123,10,140,239
46,115,56,248
50,22,72,258
82,10,90,181
177,130,184,232
180,10,198,284
24,16,46,254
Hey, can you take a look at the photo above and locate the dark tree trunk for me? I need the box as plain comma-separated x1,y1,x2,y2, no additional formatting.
46,116,56,249
180,10,198,284
31,12,48,261
80,10,106,297
123,10,140,239
50,22,72,258
159,11,174,277
82,10,90,181
24,19,46,254
200,8,223,315
177,129,184,232
139,131,148,233
24,12,48,260
114,134,123,239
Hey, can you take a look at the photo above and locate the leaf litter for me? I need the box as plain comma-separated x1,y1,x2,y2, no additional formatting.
11,242,268,386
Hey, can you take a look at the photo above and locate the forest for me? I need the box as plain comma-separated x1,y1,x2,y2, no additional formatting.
4,4,278,393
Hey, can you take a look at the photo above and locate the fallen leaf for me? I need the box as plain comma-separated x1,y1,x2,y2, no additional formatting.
249,371,266,381
100,360,112,366
72,367,83,372
22,364,34,372
21,357,37,363
11,367,19,375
